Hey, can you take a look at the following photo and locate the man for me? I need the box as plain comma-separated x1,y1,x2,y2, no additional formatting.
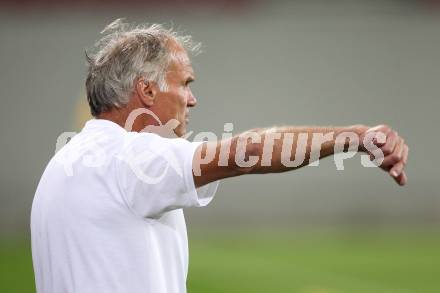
31,19,409,293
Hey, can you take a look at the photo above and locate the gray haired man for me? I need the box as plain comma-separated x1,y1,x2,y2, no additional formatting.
31,19,408,293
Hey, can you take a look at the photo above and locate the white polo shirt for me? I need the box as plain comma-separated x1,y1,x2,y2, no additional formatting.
31,119,219,293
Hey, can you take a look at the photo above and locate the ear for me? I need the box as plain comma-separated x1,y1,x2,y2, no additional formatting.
135,78,158,107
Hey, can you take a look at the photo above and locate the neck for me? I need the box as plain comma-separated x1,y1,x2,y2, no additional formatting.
96,109,129,129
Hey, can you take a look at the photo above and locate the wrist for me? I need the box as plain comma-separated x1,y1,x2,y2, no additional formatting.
348,124,369,152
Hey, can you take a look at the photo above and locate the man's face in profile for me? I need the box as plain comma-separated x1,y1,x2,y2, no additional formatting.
153,49,197,137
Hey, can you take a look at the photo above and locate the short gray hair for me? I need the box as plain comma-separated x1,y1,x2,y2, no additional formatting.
85,19,201,116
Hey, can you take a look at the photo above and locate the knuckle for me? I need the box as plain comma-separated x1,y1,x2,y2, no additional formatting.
382,147,392,155
390,154,400,162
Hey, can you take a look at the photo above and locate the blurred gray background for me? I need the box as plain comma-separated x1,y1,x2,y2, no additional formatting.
0,0,439,237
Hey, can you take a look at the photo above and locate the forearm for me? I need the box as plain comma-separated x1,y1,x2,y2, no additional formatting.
232,125,368,174
193,124,368,187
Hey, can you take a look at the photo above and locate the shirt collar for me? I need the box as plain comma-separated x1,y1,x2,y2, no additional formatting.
84,119,127,133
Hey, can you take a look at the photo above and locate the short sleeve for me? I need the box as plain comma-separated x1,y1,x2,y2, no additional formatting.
116,133,219,218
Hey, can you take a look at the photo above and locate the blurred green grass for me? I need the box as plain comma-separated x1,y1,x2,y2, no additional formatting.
188,230,440,293
1,230,439,292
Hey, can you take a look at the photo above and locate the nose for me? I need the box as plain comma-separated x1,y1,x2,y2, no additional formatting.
187,90,197,108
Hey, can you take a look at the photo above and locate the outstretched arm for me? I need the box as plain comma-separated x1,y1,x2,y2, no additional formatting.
192,124,408,187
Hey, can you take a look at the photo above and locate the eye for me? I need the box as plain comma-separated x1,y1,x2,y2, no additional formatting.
185,78,194,86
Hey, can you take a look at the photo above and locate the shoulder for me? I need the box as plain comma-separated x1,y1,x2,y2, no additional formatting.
122,132,194,153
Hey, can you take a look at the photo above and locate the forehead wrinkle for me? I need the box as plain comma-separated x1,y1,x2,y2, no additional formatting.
166,52,194,78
